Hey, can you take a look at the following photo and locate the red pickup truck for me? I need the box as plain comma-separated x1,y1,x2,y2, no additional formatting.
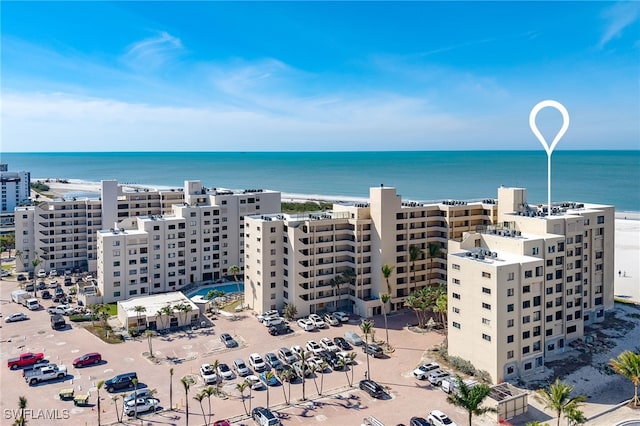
7,352,45,370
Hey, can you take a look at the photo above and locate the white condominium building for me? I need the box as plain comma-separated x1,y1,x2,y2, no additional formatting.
244,185,498,317
96,180,280,303
447,187,614,383
1,164,31,234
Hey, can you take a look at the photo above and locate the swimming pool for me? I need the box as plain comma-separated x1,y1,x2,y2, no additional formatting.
186,282,244,298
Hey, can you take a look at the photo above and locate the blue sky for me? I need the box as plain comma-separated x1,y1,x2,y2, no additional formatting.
1,1,639,152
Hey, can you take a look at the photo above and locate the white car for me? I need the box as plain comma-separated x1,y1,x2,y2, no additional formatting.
37,269,47,278
323,313,340,326
337,351,355,365
245,374,265,390
413,362,440,380
291,345,305,359
123,398,159,417
49,269,58,278
428,370,451,386
427,409,457,426
307,356,326,371
47,305,75,316
233,358,251,377
306,340,323,355
217,363,234,380
200,364,218,384
249,353,267,372
297,318,315,331
4,313,29,323
308,314,327,329
332,311,350,323
257,310,279,323
320,337,339,352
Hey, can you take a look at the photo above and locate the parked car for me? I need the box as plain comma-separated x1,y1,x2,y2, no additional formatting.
305,340,323,355
319,350,341,369
213,420,232,426
4,313,29,323
275,364,298,382
40,290,52,299
268,323,292,336
362,343,384,358
123,388,155,403
257,310,279,323
359,379,386,398
278,347,298,364
47,305,75,316
49,269,58,278
123,398,159,417
413,362,440,380
427,370,451,386
50,314,66,330
344,331,363,346
308,313,327,329
220,333,238,348
323,313,340,326
292,361,312,378
264,352,281,369
252,406,279,426
263,316,285,327
409,417,431,426
36,269,47,278
25,283,34,292
245,374,265,390
17,274,27,282
320,337,339,352
37,281,46,290
249,353,267,372
7,352,45,370
200,364,218,384
332,311,350,323
105,372,138,393
259,372,280,387
427,410,457,426
217,363,234,380
333,336,352,350
290,345,305,359
337,351,355,365
232,358,251,377
73,352,102,368
297,318,315,331
24,364,67,385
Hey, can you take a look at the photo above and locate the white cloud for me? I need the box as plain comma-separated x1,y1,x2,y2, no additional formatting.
122,31,184,70
598,2,640,49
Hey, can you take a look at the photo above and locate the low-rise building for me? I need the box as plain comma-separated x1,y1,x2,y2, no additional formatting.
117,292,199,332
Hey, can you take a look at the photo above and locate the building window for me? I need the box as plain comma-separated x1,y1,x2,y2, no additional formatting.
567,325,577,333
482,318,490,325
523,315,531,324
507,304,514,312
482,334,491,342
507,335,514,343
482,287,491,294
523,300,531,309
523,331,530,339
452,307,460,314
507,288,514,297
507,319,514,328
532,247,539,255
482,302,491,310
452,293,461,300
523,285,530,293
597,215,604,224
482,272,491,278
452,264,460,270
523,346,530,355
524,270,532,278
452,278,460,285
507,272,514,281
507,351,514,360
524,362,532,371
453,322,461,329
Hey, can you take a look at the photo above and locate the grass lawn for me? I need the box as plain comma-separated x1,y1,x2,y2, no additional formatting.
85,324,123,344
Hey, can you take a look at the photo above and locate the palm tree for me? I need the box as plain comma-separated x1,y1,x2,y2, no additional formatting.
236,382,249,415
318,360,329,395
360,319,373,380
536,378,586,426
409,245,423,293
434,286,448,327
193,392,208,426
203,385,215,423
15,396,27,426
426,242,442,287
309,364,320,395
279,369,295,404
161,304,175,330
206,289,225,313
381,264,394,294
446,376,496,426
211,359,221,395
131,378,139,419
379,293,391,348
283,302,297,321
330,274,344,311
263,371,276,409
342,267,356,300
178,302,193,327
155,309,166,330
180,376,194,426
299,349,312,401
169,368,174,411
132,305,146,333
609,350,640,407
229,264,242,299
97,380,105,426
30,256,41,297
111,394,122,423
145,330,156,357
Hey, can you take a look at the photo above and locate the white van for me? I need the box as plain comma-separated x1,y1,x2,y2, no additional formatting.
264,317,285,327
25,298,40,311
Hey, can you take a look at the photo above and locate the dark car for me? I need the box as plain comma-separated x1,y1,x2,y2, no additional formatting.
41,290,52,299
359,379,385,398
268,324,292,336
275,364,298,382
409,417,431,426
333,336,352,351
17,274,27,282
28,271,34,280
264,352,281,369
220,333,238,348
37,281,47,290
362,343,384,358
105,372,138,393
319,350,341,369
73,352,102,368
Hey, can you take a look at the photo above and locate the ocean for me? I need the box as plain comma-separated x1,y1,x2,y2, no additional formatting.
1,151,639,212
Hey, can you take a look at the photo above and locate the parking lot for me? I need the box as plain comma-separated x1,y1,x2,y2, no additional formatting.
1,272,472,426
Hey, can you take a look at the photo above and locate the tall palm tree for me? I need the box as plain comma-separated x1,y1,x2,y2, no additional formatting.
145,330,156,357
97,380,105,426
236,382,249,415
111,395,122,423
180,376,194,426
206,289,225,313
132,305,146,333
381,264,394,294
131,378,139,419
299,349,312,401
16,396,27,426
446,376,496,426
379,293,391,348
193,392,208,426
30,256,41,297
434,287,448,327
263,371,276,409
211,359,221,395
309,364,320,395
330,274,344,311
169,368,174,411
318,360,329,395
279,369,295,404
360,319,373,380
161,304,175,330
536,378,586,426
155,309,166,330
342,267,356,300
426,242,442,287
609,350,640,406
409,245,423,293
202,386,215,423
228,264,242,299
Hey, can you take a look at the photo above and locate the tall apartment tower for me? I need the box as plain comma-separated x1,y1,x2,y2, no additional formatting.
0,164,31,234
245,186,498,317
447,187,614,382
